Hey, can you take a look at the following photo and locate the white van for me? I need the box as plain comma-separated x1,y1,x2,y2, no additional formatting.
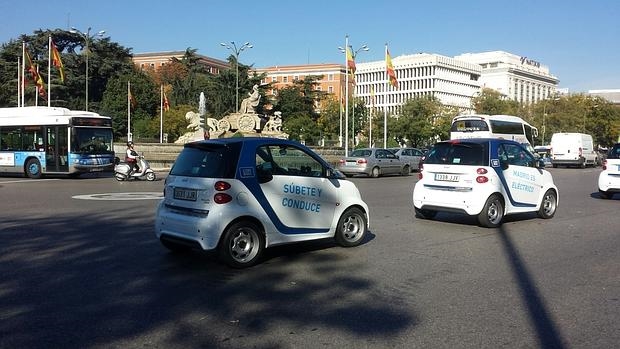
550,133,598,168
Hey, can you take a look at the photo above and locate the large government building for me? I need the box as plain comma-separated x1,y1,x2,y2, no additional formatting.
454,51,559,104
133,50,561,115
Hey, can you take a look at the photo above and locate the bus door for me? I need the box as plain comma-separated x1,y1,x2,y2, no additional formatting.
45,126,68,172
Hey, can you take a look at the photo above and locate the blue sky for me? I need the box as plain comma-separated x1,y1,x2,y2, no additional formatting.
1,0,618,92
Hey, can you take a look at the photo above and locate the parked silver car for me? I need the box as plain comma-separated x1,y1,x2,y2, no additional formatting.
389,147,424,172
337,148,409,177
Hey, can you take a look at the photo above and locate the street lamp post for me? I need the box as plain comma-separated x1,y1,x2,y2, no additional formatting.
220,41,253,112
70,27,105,111
338,40,368,153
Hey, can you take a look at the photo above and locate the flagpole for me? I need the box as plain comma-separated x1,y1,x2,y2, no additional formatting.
17,57,21,107
369,99,372,148
344,35,349,156
127,81,132,141
35,65,40,106
21,42,25,107
384,44,388,149
338,88,343,147
160,85,164,143
47,36,51,107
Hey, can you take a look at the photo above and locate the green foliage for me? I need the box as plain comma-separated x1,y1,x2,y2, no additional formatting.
472,88,520,115
390,96,452,148
100,70,158,139
283,114,321,144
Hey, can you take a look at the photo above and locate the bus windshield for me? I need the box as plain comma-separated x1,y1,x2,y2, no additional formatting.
72,128,114,154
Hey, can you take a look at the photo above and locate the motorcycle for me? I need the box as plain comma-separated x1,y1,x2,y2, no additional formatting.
114,155,156,181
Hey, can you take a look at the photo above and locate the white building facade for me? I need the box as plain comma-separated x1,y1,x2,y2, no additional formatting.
454,51,559,104
355,53,483,115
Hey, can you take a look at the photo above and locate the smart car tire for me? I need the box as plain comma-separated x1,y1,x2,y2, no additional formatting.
335,207,368,247
414,207,437,219
219,221,264,268
478,194,504,228
538,189,558,219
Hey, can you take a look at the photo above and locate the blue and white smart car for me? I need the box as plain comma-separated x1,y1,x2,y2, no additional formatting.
155,138,369,268
413,138,559,227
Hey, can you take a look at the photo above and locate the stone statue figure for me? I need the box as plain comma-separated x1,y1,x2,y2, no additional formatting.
264,111,283,132
238,84,261,114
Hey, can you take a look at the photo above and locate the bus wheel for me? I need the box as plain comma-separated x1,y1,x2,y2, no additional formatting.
26,159,42,179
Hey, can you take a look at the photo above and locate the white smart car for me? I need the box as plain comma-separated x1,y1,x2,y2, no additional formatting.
598,143,620,199
413,138,559,227
155,138,369,268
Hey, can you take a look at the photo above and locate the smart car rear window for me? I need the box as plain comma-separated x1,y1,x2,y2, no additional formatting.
425,142,488,166
170,143,240,178
608,144,620,159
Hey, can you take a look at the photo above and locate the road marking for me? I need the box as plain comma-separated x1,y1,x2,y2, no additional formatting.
72,192,164,201
0,179,60,184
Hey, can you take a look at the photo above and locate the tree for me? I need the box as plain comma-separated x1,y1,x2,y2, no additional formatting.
100,70,158,140
392,96,446,148
0,29,133,111
472,88,520,115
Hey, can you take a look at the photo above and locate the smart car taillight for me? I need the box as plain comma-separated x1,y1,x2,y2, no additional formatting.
476,168,488,183
214,181,231,191
214,181,232,204
214,193,233,204
602,159,608,170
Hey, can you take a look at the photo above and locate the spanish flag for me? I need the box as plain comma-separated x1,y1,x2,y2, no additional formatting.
386,46,398,89
346,46,356,75
25,48,46,97
163,91,170,111
50,39,65,83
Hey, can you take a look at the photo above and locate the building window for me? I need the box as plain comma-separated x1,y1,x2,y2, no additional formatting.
272,76,277,82
328,86,334,93
283,76,288,83
293,75,299,81
328,74,334,81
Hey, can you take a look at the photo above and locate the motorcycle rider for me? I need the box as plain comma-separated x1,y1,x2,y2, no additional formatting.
125,141,139,175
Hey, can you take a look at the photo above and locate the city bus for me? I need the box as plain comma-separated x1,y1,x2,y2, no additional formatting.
450,114,538,145
0,106,115,178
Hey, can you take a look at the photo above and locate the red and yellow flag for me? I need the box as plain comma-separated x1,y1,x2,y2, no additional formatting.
386,47,398,88
346,46,356,84
346,46,356,75
25,48,46,97
129,88,136,109
163,91,170,111
50,39,65,83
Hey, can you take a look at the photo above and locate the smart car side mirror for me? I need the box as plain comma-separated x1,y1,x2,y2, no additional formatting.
536,159,546,169
327,168,346,180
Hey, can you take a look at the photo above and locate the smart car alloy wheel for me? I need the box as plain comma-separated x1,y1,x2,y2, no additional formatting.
219,221,264,268
335,207,368,247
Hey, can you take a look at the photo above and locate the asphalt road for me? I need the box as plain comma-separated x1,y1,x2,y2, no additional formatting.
0,168,618,349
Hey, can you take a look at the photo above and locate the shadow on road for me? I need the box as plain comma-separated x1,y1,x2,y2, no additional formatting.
0,210,411,348
498,225,566,349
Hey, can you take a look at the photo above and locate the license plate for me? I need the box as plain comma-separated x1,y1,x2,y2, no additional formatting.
435,173,459,182
174,188,197,201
